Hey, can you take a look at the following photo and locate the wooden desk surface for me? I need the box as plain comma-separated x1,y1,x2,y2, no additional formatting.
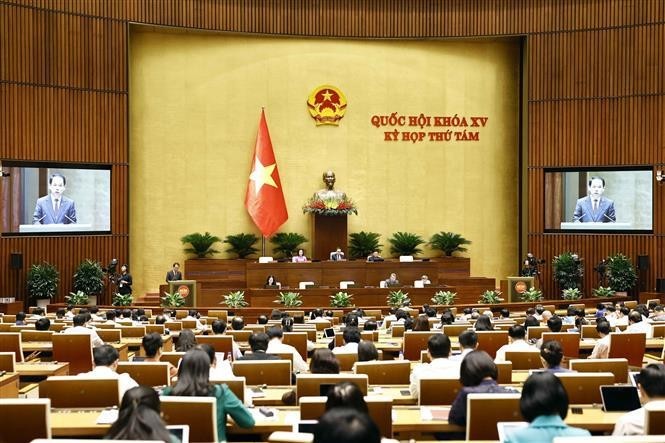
0,372,19,398
15,361,69,377
21,342,129,360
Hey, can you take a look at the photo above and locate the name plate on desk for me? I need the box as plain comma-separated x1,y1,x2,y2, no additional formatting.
19,223,93,233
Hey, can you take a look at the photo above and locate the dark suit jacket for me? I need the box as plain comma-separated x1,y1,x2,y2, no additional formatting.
166,270,182,283
237,351,279,361
573,196,616,222
118,273,133,295
33,195,77,224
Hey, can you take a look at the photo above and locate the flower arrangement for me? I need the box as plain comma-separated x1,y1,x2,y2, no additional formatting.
302,196,358,216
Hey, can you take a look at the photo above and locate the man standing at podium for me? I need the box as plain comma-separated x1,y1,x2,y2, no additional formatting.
32,173,77,224
165,262,182,283
573,176,616,223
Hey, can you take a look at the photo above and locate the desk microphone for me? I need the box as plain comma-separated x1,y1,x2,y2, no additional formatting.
64,214,76,224
572,212,586,222
34,214,47,224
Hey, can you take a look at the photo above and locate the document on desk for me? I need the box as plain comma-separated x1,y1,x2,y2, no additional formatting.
96,408,119,424
420,406,450,421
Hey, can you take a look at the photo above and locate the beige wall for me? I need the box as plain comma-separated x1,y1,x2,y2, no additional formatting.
129,30,520,296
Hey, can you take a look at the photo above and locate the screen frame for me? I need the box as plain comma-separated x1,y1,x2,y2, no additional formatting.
542,165,654,234
1,160,113,237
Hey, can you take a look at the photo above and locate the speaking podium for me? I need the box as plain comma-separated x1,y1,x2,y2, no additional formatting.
506,276,535,302
19,223,93,233
168,280,197,307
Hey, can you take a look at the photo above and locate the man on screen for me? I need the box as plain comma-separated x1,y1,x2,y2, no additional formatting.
32,173,77,224
573,176,616,223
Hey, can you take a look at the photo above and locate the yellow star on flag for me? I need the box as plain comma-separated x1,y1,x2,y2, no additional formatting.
249,156,277,195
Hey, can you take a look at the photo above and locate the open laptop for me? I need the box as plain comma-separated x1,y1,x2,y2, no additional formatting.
629,371,640,388
167,425,190,443
600,385,642,412
497,421,529,442
292,420,318,433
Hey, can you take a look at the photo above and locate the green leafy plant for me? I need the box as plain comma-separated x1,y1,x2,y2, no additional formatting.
222,290,249,309
112,292,133,306
180,232,221,258
161,291,186,307
330,291,354,308
562,287,582,300
388,231,425,257
386,290,411,308
73,259,104,296
270,232,308,258
274,291,303,307
478,290,503,304
520,287,543,302
593,286,616,298
65,290,89,305
606,253,638,292
428,232,472,256
552,252,583,291
26,262,59,300
348,231,382,259
223,233,260,259
431,290,457,305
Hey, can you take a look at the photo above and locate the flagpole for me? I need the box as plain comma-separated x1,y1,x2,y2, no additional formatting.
261,236,266,257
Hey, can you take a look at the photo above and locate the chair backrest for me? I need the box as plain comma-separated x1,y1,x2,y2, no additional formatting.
296,374,368,400
175,310,188,319
495,361,513,384
299,395,393,437
181,319,198,330
118,326,146,338
161,396,217,443
145,324,165,335
651,324,665,338
555,372,615,404
354,360,411,384
418,377,462,405
402,331,439,361
208,310,228,321
0,351,16,372
0,333,23,362
52,334,93,374
39,376,120,407
569,358,629,383
609,332,646,367
505,351,543,370
95,329,122,343
227,330,252,342
569,303,586,312
360,330,378,341
581,324,600,339
541,332,580,358
526,326,549,341
466,393,522,440
476,330,509,359
442,324,472,337
623,300,637,309
232,360,292,385
160,351,185,367
49,322,67,332
391,324,405,337
209,377,246,404
335,352,358,371
197,335,233,356
644,401,665,435
283,332,308,360
20,330,53,342
364,310,382,319
0,398,51,442
117,362,171,387
3,315,16,323
165,321,183,331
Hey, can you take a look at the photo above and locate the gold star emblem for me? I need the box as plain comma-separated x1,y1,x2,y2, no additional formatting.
321,90,333,101
249,157,278,195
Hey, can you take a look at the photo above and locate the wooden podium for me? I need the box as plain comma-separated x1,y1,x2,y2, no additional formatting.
312,214,348,261
168,280,197,307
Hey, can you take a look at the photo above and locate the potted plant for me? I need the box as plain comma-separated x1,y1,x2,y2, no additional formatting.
552,252,583,293
180,232,221,258
428,232,471,256
386,290,411,309
431,290,457,306
606,253,637,295
223,233,259,259
161,291,186,307
348,231,382,259
592,286,616,298
26,262,59,307
478,290,503,304
221,290,249,311
330,291,354,308
562,287,582,300
72,259,104,305
274,291,303,308
65,290,89,306
388,231,425,257
270,233,308,258
112,292,133,306
520,287,543,302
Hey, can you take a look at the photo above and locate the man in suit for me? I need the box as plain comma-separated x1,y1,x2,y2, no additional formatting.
573,176,616,223
329,247,345,261
165,262,182,282
238,333,279,360
32,173,77,224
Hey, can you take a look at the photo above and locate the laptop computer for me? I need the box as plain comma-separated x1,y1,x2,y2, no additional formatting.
292,420,318,433
323,327,335,338
167,425,190,443
496,421,529,442
629,371,640,387
600,385,642,412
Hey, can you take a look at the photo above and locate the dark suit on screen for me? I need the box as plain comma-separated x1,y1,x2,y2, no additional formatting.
573,196,616,223
32,195,77,224
165,270,182,283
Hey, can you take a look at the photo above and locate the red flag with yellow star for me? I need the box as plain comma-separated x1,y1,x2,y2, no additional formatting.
245,109,288,237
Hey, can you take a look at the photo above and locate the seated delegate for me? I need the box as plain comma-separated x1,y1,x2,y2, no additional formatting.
292,248,308,263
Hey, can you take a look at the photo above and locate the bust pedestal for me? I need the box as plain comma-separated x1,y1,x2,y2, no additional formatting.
312,214,347,261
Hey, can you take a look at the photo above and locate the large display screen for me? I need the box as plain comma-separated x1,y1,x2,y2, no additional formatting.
1,162,111,235
544,167,652,233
